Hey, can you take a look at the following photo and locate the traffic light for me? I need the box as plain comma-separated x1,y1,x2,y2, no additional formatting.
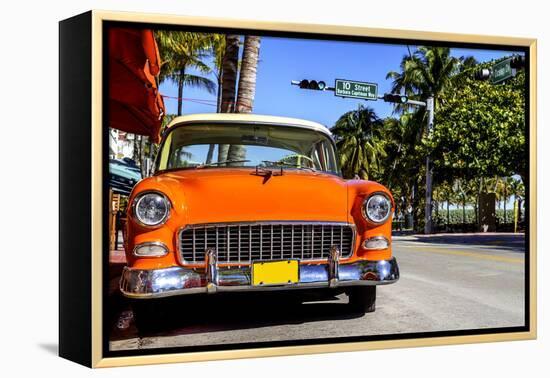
383,93,408,104
298,79,327,91
510,55,525,69
474,68,492,81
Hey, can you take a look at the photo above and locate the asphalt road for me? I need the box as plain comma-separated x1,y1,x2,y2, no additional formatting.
109,233,525,351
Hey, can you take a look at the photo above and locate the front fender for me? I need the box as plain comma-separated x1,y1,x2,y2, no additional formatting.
346,180,394,261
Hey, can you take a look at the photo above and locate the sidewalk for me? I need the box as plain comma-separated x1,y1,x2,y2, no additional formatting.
393,232,526,252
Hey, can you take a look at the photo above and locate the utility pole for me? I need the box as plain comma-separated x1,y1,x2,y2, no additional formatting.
424,96,434,234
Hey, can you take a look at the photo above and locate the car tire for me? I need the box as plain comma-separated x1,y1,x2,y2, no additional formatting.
346,286,376,314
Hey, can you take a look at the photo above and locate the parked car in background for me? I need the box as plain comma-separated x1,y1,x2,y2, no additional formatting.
109,157,142,196
119,114,399,326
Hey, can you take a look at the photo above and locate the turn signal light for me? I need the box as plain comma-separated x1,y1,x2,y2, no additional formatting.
133,242,169,257
363,236,390,250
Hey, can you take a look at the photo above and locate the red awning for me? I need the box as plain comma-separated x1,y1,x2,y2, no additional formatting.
108,28,165,143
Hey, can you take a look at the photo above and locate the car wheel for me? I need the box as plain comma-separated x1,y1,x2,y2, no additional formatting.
346,286,376,314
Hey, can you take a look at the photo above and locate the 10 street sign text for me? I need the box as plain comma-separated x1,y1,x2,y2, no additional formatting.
335,79,378,100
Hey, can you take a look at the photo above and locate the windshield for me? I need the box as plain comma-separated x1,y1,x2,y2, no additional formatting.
156,123,340,175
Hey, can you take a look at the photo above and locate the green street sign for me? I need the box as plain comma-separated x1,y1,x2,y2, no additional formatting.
335,79,378,101
491,58,513,84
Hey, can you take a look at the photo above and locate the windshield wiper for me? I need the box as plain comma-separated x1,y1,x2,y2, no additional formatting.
261,160,317,172
196,159,251,168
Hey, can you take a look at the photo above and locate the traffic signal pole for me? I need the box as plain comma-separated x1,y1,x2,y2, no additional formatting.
377,94,434,234
424,97,434,234
376,94,434,234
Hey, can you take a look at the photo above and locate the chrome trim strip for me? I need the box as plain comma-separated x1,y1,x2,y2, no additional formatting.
179,220,355,228
120,257,399,299
176,221,356,265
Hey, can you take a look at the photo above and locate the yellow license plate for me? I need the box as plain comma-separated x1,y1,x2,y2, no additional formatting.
252,260,299,286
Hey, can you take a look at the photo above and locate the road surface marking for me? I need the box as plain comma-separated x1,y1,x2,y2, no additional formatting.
399,245,524,264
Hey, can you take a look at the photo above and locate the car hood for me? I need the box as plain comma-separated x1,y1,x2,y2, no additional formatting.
148,168,349,225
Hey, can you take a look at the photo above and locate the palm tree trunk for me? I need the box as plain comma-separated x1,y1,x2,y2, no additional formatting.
133,133,139,163
217,35,240,163
518,198,523,224
462,197,466,226
387,143,402,189
411,182,417,231
476,177,483,228
434,200,439,231
205,74,223,164
216,74,223,112
177,67,185,116
227,36,261,165
504,187,507,224
446,200,450,230
205,145,215,165
140,135,147,177
235,36,260,113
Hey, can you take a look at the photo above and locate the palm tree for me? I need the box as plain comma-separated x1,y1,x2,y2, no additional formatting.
219,35,240,113
381,112,425,187
205,34,226,164
433,182,454,230
491,176,509,222
217,34,240,163
227,35,261,165
155,31,216,116
386,47,462,111
508,178,526,224
330,105,386,180
452,178,473,227
378,110,428,230
386,47,467,232
209,34,227,112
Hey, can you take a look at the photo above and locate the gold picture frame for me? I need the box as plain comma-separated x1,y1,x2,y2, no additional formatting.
59,9,537,368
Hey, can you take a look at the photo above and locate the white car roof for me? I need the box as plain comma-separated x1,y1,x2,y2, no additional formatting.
166,113,333,138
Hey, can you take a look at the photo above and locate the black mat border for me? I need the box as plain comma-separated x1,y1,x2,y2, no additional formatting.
101,19,531,360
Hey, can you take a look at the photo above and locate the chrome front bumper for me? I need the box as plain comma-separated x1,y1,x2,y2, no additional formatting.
120,255,399,299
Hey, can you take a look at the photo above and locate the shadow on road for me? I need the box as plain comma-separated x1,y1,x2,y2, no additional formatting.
399,233,525,253
109,290,364,342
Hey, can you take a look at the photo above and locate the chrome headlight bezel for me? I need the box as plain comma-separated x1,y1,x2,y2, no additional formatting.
361,192,392,225
132,191,171,227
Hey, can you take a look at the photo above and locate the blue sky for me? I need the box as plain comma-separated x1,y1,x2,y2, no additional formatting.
159,36,521,128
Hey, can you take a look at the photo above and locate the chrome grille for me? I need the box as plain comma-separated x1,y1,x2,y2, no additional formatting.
178,222,355,263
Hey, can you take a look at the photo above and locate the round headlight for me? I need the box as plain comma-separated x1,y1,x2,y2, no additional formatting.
133,192,170,227
362,193,392,224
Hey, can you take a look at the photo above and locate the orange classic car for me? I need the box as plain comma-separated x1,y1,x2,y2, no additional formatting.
120,113,399,319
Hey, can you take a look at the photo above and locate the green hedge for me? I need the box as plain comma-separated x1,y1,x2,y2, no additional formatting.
432,208,516,225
